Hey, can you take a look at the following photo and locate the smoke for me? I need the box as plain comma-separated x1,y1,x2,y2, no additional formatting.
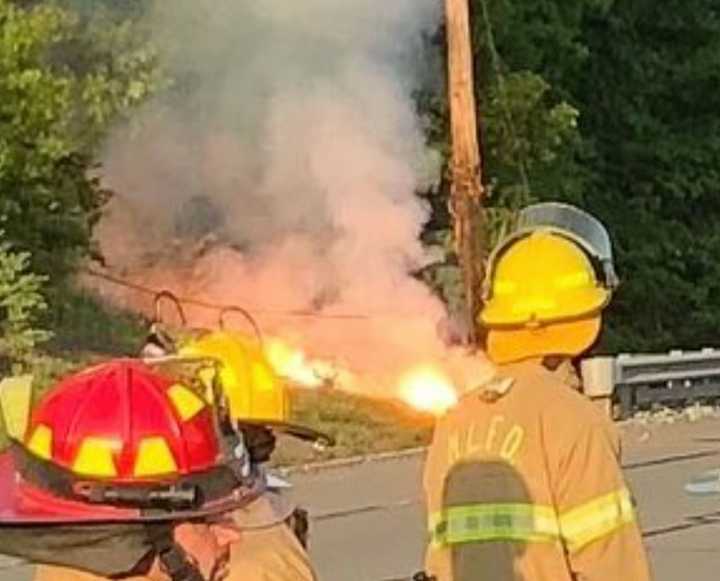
93,0,480,395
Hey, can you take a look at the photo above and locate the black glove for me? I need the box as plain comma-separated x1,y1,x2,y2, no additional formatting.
286,507,310,548
241,425,276,464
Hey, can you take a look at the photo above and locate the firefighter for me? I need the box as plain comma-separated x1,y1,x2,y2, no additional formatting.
423,202,652,580
173,330,320,581
0,359,260,581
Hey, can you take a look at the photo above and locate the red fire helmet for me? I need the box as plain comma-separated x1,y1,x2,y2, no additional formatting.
0,359,261,524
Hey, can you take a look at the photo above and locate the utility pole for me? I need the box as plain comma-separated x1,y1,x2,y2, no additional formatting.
444,0,486,345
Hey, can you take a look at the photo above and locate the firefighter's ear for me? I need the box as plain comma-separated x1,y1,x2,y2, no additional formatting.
209,519,242,546
0,375,34,439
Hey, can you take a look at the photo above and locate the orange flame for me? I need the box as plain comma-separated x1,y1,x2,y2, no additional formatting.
265,339,458,415
265,338,339,388
398,365,458,415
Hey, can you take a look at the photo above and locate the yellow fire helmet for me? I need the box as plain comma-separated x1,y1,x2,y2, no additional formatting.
179,330,289,424
482,231,609,327
142,295,334,448
480,202,618,364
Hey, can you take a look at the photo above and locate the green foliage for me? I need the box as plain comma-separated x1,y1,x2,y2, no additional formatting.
471,0,612,95
0,239,51,369
0,0,163,278
567,0,720,352
44,285,146,356
23,353,80,392
483,72,580,210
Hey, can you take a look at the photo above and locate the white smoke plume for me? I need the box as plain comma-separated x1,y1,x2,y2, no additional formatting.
93,0,485,397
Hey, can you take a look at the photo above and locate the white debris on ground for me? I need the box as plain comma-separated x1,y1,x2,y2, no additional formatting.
631,403,720,425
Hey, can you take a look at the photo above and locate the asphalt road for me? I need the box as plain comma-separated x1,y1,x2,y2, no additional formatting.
2,417,720,581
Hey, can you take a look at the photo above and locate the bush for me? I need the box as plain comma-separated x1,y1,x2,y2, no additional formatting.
44,285,147,357
0,240,51,372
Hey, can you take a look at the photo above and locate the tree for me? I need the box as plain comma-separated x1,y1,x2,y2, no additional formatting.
569,0,720,351
0,0,163,279
0,236,51,370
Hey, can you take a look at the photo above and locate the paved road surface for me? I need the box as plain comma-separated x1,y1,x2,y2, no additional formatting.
2,418,720,580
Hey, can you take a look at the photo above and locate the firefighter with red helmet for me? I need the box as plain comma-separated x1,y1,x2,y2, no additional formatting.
142,318,328,581
0,358,263,580
423,203,652,580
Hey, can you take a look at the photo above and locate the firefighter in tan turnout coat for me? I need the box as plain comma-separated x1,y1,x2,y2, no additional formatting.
424,203,652,581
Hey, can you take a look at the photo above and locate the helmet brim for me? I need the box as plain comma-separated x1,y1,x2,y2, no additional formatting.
239,419,335,448
486,316,601,365
231,490,296,530
481,287,609,327
0,451,263,525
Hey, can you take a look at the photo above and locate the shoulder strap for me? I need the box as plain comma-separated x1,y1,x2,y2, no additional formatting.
146,523,206,581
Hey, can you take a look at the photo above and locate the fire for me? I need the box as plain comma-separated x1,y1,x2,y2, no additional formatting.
399,365,458,415
265,338,339,388
266,338,459,415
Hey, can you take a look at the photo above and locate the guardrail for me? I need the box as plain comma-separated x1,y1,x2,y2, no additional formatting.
581,348,720,418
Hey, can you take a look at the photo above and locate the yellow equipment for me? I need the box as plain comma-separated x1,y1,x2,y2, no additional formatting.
180,330,289,424
481,231,610,327
142,293,333,448
480,202,618,365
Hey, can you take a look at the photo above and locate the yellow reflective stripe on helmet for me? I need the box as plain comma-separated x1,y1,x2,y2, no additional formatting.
429,503,561,547
558,487,636,552
27,424,53,460
73,437,121,477
511,296,557,314
554,270,592,290
134,436,178,477
167,383,206,421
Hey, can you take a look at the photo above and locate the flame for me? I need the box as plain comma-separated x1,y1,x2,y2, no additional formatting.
265,338,339,388
399,365,458,415
266,339,459,415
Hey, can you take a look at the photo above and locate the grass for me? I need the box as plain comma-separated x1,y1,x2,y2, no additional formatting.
271,387,435,466
43,285,148,358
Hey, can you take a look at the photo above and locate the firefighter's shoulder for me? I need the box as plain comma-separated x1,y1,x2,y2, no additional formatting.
532,364,620,450
455,358,514,404
457,359,545,404
472,360,609,423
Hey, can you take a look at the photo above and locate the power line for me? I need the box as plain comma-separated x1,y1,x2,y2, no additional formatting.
82,267,434,322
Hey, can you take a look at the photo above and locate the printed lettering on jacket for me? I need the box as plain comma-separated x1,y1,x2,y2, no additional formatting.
447,414,525,466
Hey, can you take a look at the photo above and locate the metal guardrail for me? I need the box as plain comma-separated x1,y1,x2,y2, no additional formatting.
581,348,720,418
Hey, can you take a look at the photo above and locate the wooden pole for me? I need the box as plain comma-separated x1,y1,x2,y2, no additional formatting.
444,0,486,345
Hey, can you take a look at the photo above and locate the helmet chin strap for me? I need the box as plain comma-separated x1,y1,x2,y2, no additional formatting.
146,523,206,581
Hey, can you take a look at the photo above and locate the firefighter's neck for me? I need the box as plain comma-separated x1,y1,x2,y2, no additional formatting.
542,355,571,371
145,558,168,581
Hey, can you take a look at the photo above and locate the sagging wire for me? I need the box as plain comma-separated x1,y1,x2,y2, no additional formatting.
83,267,369,321
82,266,446,321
